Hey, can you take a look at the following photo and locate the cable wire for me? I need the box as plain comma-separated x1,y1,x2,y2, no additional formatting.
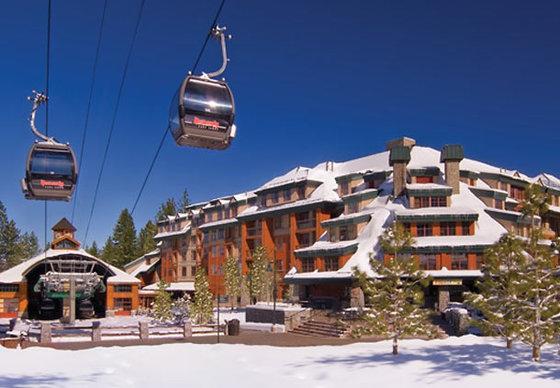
130,0,227,216
44,0,52,254
84,0,146,244
71,0,109,225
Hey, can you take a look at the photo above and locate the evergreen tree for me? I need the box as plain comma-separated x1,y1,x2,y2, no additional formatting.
247,245,269,303
156,198,177,221
171,293,191,323
466,233,526,348
191,267,213,324
137,220,157,256
109,209,137,268
86,241,100,257
354,223,437,355
17,231,39,262
101,236,117,265
178,189,190,212
0,220,22,270
153,280,173,322
224,255,242,310
515,184,560,361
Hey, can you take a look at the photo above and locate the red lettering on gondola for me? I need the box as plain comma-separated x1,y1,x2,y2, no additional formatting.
40,180,65,188
193,116,220,129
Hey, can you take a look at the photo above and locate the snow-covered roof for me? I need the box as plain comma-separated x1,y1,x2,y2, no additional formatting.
256,166,332,192
141,282,194,292
129,258,160,278
395,206,478,218
198,218,238,230
0,249,140,284
154,224,191,239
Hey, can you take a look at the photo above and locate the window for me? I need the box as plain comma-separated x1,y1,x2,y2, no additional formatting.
495,199,503,209
340,182,349,196
271,191,279,204
0,298,19,313
182,267,187,277
218,228,225,239
440,222,456,236
0,284,19,293
431,196,447,207
416,176,434,184
347,201,359,214
475,254,483,269
339,226,348,241
419,254,437,270
113,285,132,293
451,254,468,270
324,257,339,271
301,258,315,272
114,298,132,311
416,197,430,208
461,222,472,236
283,189,291,201
297,186,306,199
510,186,524,201
417,223,433,237
403,223,411,234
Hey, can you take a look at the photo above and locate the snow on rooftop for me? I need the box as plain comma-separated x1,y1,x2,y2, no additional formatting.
0,249,139,284
142,282,194,292
395,206,478,217
129,258,160,278
154,224,191,239
199,218,239,229
406,183,452,191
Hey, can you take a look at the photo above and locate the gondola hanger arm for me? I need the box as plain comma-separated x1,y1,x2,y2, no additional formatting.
204,25,232,79
28,90,53,142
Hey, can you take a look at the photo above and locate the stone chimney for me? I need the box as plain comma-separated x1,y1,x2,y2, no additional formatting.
440,144,464,195
386,137,416,151
389,145,411,197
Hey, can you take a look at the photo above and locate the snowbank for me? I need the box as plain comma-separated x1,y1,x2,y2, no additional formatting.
0,335,558,387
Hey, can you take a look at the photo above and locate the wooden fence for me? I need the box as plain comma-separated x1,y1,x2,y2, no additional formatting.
33,321,226,344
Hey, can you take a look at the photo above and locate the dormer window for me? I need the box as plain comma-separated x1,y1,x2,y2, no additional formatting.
340,181,349,196
283,189,291,201
297,186,305,200
271,191,279,204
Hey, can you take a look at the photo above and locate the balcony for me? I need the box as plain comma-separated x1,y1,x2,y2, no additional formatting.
296,218,316,230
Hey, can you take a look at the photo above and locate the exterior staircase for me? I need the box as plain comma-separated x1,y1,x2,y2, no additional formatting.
289,313,349,338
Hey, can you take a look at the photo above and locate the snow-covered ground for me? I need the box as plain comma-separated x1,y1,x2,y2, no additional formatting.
0,335,558,387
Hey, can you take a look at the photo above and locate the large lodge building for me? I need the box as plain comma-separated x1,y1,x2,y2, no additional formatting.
124,137,560,313
4,137,557,320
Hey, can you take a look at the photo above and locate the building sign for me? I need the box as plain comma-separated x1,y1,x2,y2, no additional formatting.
432,279,462,286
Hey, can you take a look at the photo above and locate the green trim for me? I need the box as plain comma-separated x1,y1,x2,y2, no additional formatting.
322,213,371,227
408,188,452,197
335,172,364,182
410,245,489,254
396,213,478,222
469,187,507,201
342,189,378,202
440,144,464,162
389,146,411,166
409,167,441,177
460,170,480,179
363,170,392,181
255,179,322,195
295,243,358,258
479,172,529,187
237,201,341,221
484,208,535,225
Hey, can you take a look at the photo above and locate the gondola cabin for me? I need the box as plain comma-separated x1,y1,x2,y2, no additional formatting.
169,76,236,150
22,141,78,201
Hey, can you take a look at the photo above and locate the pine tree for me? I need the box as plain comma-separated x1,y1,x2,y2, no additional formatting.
247,245,269,303
178,189,190,212
156,199,177,221
137,220,157,256
354,223,437,355
153,280,173,322
0,220,22,270
514,184,560,361
171,293,191,323
17,231,39,263
86,241,100,257
109,209,137,268
224,255,242,310
191,267,213,324
465,233,526,348
101,236,116,264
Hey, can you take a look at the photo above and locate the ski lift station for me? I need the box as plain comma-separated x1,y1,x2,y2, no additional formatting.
0,218,139,320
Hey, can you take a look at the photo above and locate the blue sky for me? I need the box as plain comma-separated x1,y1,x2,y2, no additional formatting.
1,0,559,248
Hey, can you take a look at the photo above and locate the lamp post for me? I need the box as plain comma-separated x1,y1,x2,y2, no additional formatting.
272,245,277,330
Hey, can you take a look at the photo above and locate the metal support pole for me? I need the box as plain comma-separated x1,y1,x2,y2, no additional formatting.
69,277,76,325
272,245,277,329
217,292,220,343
